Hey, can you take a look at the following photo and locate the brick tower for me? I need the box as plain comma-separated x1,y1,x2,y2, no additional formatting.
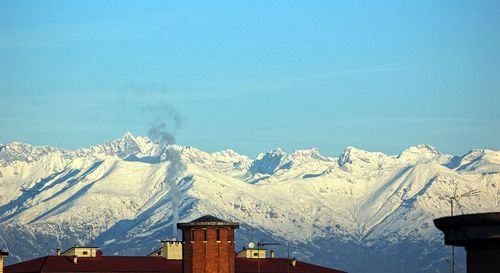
177,215,239,273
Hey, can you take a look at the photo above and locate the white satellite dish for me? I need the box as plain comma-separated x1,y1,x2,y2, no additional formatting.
248,241,255,248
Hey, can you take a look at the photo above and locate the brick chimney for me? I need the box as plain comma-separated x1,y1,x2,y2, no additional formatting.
177,215,239,273
0,250,9,273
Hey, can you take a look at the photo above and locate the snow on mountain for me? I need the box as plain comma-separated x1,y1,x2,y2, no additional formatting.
0,133,499,273
338,146,397,174
0,142,65,164
447,149,500,173
397,144,448,164
248,148,287,175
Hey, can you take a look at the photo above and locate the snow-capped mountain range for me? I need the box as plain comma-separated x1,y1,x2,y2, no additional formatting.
0,133,499,273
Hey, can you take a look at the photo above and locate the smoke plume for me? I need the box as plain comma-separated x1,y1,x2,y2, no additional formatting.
146,106,185,238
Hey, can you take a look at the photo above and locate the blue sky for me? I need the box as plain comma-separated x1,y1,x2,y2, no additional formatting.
1,1,499,157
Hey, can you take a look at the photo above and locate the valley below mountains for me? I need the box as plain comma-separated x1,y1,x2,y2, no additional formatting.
1,133,499,273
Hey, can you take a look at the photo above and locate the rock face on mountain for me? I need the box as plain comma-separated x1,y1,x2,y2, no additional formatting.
0,133,499,273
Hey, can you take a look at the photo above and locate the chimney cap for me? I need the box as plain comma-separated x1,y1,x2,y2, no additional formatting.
434,212,500,231
434,212,500,246
0,250,8,256
177,215,239,229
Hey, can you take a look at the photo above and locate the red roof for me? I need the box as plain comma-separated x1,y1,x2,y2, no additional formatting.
236,258,346,273
5,256,346,273
4,256,181,273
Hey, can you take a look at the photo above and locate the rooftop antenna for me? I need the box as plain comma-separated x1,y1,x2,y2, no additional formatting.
446,184,480,273
88,224,94,243
286,241,291,273
449,187,480,216
249,227,255,243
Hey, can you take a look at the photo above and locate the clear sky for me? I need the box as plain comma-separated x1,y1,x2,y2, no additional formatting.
1,0,499,157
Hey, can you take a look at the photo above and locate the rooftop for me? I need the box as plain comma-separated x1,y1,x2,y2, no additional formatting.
4,256,346,273
177,215,239,229
4,256,180,273
434,212,500,246
434,212,500,230
236,258,347,273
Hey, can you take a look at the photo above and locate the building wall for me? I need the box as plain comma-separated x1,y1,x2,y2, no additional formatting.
467,245,500,273
149,242,183,260
182,227,236,273
237,249,267,259
61,248,97,257
165,242,183,260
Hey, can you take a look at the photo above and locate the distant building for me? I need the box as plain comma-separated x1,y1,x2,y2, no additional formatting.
149,239,183,260
4,215,347,273
236,243,268,259
59,246,100,258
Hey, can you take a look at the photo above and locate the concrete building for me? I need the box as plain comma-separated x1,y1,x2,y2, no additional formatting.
59,247,100,258
149,240,183,260
434,212,500,273
236,245,268,259
4,215,347,273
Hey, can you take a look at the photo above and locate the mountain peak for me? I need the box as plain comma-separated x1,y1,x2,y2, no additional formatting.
0,141,63,163
249,148,287,175
402,144,441,154
257,147,286,159
397,144,443,163
75,132,154,159
338,146,388,166
291,147,319,155
447,149,500,171
121,131,136,140
211,149,248,161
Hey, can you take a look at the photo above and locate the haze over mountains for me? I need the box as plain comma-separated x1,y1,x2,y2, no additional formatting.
0,133,499,273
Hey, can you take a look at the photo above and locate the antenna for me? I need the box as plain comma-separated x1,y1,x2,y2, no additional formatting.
287,241,291,273
88,224,93,242
249,227,255,243
446,183,480,273
449,187,480,216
